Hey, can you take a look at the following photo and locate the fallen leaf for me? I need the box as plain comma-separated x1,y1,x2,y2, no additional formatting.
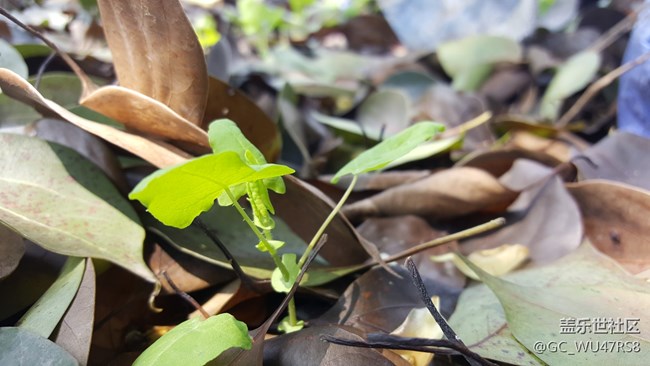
97,0,208,125
0,224,23,279
17,257,85,338
389,299,443,366
342,167,517,221
567,180,650,274
80,86,209,148
0,68,187,168
0,327,78,366
357,90,410,137
0,38,27,79
0,134,155,282
431,244,529,280
573,131,650,190
263,325,406,365
458,242,650,365
457,147,562,177
53,258,96,366
461,159,582,262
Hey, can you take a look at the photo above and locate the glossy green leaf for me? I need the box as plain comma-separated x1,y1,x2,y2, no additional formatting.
0,134,155,282
17,257,85,338
540,50,601,120
130,151,294,228
133,313,251,366
0,40,28,80
454,243,650,365
331,122,444,183
0,327,78,366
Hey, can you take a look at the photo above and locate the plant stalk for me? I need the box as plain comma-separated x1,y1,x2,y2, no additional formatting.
297,175,358,268
225,188,290,281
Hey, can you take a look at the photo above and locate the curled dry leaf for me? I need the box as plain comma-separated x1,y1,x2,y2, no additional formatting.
457,147,562,177
97,0,208,125
567,180,650,274
389,299,443,366
342,167,518,222
461,159,582,263
431,244,529,280
80,86,209,149
0,68,187,168
573,131,650,190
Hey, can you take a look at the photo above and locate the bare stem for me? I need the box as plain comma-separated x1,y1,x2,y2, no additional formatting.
225,187,290,280
297,175,358,268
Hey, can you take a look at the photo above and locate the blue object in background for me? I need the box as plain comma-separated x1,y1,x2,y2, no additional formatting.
617,1,650,137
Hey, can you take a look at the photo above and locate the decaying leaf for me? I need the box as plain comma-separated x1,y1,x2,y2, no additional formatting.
567,180,650,274
53,258,96,366
0,327,78,366
389,298,443,366
458,242,650,365
0,134,156,282
0,224,24,280
342,167,517,221
0,68,187,168
80,86,209,149
97,0,208,125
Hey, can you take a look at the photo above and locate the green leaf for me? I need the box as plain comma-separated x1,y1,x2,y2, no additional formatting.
0,40,28,80
331,122,444,183
0,327,78,366
0,134,155,282
454,243,650,365
17,257,85,338
438,35,522,91
278,315,304,333
129,151,294,228
208,119,266,164
133,313,252,366
271,253,300,293
540,50,601,120
256,239,285,253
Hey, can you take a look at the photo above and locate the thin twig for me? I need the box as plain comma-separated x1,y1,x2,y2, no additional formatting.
0,7,97,96
34,51,56,90
322,334,497,366
161,271,210,319
358,218,505,270
406,258,489,366
194,218,263,292
557,51,650,128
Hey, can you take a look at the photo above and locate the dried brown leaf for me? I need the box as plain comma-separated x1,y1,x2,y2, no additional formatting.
342,167,517,221
97,0,208,125
567,180,650,274
80,86,209,149
0,68,187,168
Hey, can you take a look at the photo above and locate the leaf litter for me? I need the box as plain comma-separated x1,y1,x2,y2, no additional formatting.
0,0,649,364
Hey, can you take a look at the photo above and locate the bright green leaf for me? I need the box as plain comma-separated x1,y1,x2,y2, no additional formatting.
192,13,221,49
133,314,251,366
208,119,266,164
0,327,78,366
256,239,285,252
540,50,601,120
129,151,294,228
0,40,28,80
331,122,444,183
271,253,300,293
0,134,155,282
17,257,85,338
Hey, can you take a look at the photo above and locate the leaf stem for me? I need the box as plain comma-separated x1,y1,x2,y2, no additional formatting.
225,187,290,281
288,297,298,326
297,175,358,269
